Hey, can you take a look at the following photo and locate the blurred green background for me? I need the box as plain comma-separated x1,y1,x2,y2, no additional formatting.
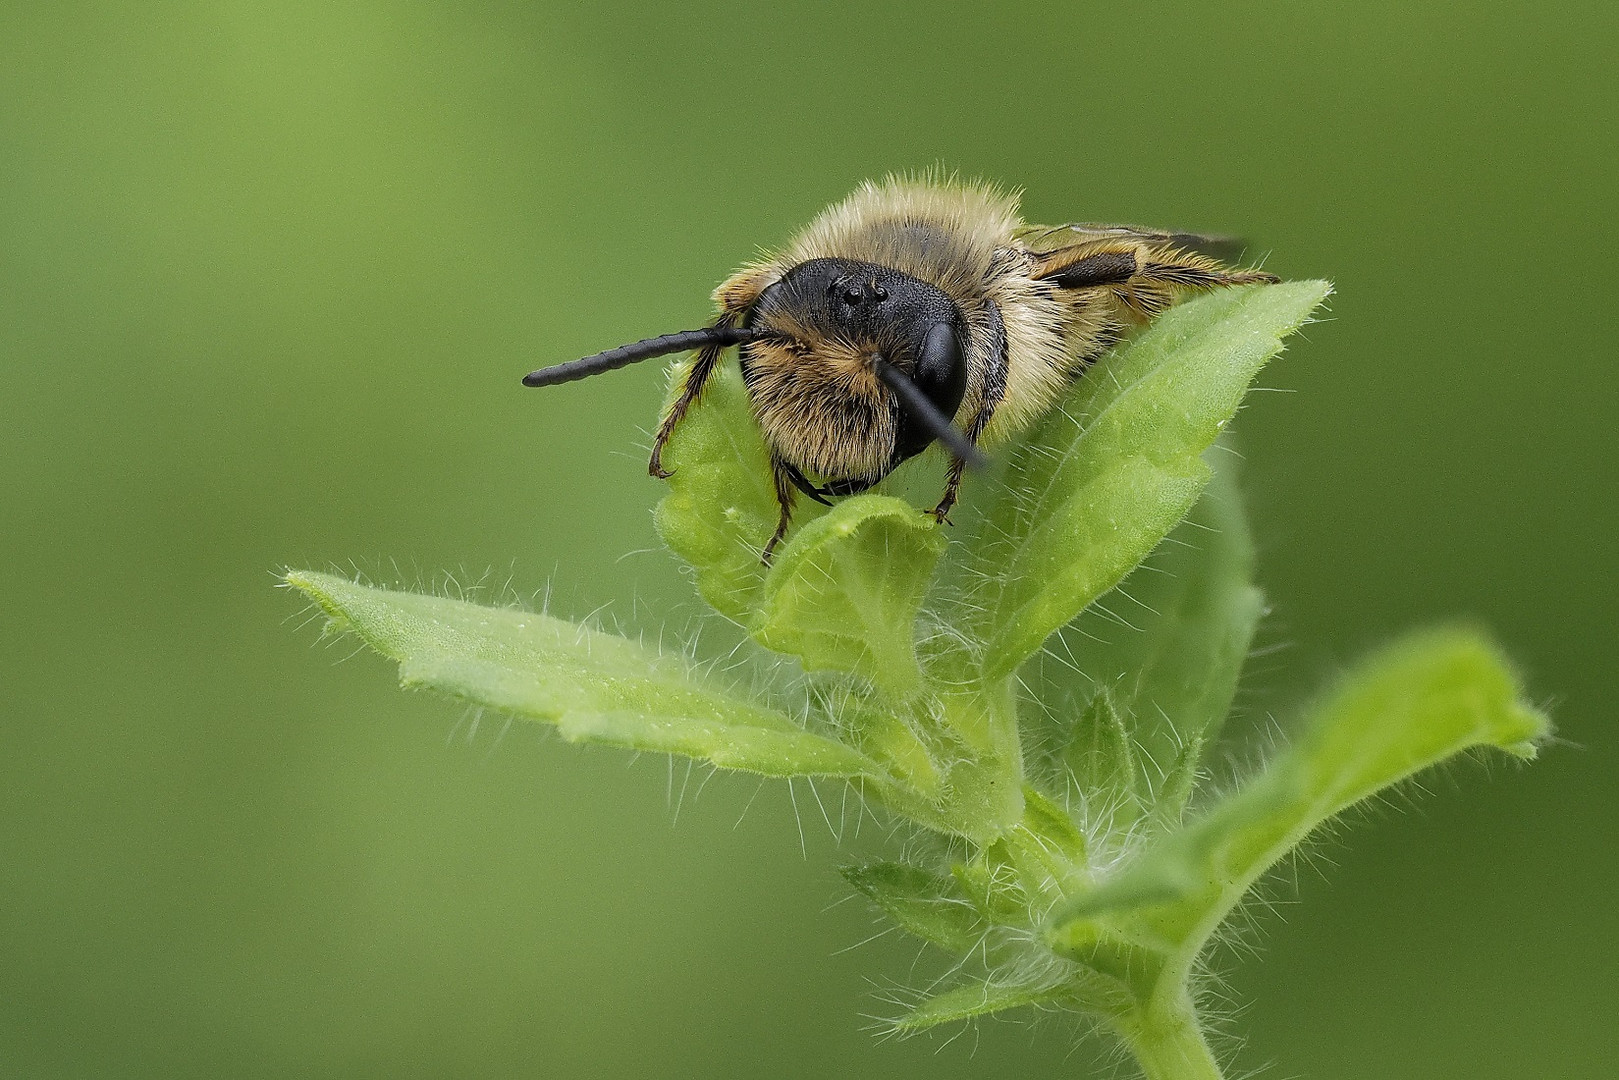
3,2,1614,1077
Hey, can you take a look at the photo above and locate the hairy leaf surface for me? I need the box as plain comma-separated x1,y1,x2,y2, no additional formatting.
841,862,986,952
285,571,874,778
893,977,1073,1032
1060,461,1265,814
964,281,1330,680
653,362,824,623
1062,690,1144,828
752,496,944,694
1048,628,1550,955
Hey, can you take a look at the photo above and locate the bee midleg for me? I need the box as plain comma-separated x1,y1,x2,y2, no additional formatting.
762,454,798,564
932,405,998,524
647,311,736,478
931,420,980,525
1134,247,1279,289
932,302,1008,524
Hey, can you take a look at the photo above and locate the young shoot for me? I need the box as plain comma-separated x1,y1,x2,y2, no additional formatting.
285,281,1547,1080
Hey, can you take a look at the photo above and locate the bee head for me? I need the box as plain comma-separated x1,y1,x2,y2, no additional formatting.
739,258,970,481
522,257,981,489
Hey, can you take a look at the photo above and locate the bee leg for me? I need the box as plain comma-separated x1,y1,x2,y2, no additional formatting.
931,414,992,524
1120,249,1277,319
648,312,737,479
650,270,777,478
762,456,798,565
931,459,967,525
930,305,1007,524
647,338,725,478
1135,249,1280,289
1036,246,1144,289
1034,242,1278,320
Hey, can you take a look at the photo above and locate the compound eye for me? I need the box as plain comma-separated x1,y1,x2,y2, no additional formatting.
891,321,969,462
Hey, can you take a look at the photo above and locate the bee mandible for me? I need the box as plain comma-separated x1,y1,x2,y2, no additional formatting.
523,177,1277,561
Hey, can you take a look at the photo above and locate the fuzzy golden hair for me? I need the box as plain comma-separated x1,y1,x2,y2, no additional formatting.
742,333,895,480
783,176,1022,301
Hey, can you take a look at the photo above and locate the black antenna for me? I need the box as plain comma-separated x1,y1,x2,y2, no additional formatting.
873,358,987,469
522,326,758,387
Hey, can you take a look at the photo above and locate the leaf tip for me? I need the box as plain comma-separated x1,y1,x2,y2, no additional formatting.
1500,700,1554,761
1268,277,1334,330
280,569,353,630
1429,625,1554,754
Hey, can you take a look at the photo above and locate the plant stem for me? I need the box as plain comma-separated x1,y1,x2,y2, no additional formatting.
1112,996,1224,1080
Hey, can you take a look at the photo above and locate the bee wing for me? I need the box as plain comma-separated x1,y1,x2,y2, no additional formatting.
1014,222,1250,263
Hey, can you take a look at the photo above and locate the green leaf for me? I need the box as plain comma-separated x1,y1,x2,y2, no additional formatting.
841,862,986,952
1004,786,1091,896
1153,734,1207,832
653,361,824,623
951,848,1032,926
1017,785,1089,864
284,571,876,778
893,977,1072,1033
751,495,944,695
1048,627,1550,954
1062,458,1265,811
1062,690,1143,827
961,281,1330,681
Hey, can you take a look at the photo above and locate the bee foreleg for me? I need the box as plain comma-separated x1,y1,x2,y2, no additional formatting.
647,313,736,479
763,455,798,565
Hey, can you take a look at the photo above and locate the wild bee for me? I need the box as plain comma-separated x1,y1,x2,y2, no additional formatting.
524,177,1277,561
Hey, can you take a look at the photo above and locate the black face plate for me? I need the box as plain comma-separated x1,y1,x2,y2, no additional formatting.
745,258,968,466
